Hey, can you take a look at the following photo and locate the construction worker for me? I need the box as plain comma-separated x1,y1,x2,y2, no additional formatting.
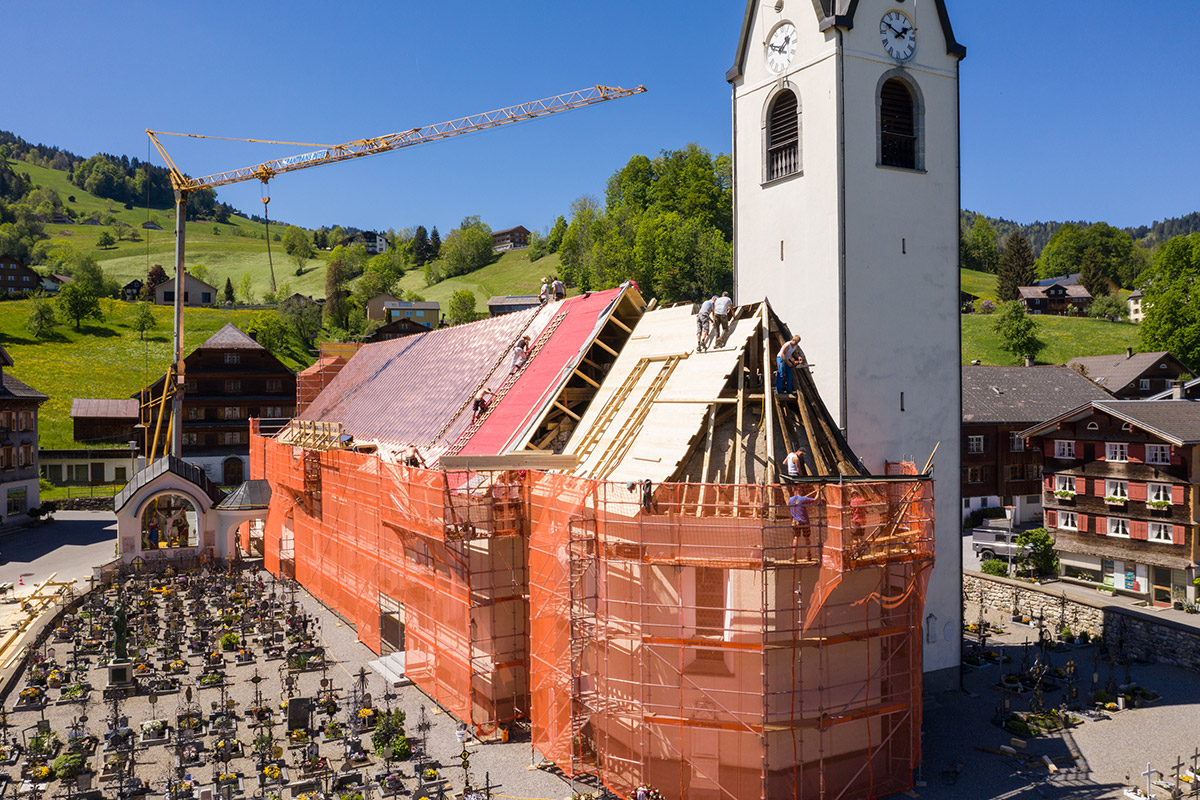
404,446,426,469
776,335,803,394
552,276,565,302
712,291,734,346
538,278,550,305
472,389,495,423
696,296,716,352
783,448,806,479
788,487,818,539
510,335,531,374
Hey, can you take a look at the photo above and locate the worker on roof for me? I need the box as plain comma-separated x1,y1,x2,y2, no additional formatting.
404,445,426,469
538,277,550,305
510,335,531,374
784,447,806,479
776,334,804,394
472,389,495,423
696,296,716,352
552,276,565,302
713,291,734,346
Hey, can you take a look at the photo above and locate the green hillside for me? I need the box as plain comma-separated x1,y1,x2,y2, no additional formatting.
395,248,565,306
960,268,997,302
0,299,308,450
962,313,1140,366
11,159,330,299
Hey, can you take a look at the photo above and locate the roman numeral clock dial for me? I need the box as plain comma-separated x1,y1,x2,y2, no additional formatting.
879,10,916,61
766,22,796,74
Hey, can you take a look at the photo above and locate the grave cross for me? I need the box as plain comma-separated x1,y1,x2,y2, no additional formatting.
1192,747,1200,773
1172,756,1187,786
1144,763,1160,799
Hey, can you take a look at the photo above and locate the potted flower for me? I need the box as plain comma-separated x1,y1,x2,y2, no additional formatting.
262,763,282,782
169,659,187,674
46,669,65,688
1053,489,1075,500
1104,495,1127,506
290,729,309,744
422,767,439,781
324,721,343,740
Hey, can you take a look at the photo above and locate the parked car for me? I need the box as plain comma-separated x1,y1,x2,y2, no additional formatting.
971,523,1029,562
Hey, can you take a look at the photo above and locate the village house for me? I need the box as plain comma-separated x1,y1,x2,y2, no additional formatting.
364,293,398,322
1067,349,1191,399
491,225,530,252
962,365,1114,524
1017,282,1092,315
487,295,542,316
154,274,218,307
1127,289,1145,322
382,300,439,327
1023,396,1200,607
0,256,41,294
0,346,48,522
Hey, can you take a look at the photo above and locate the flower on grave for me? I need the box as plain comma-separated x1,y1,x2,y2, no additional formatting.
20,687,42,700
141,720,164,735
290,730,308,743
31,765,52,780
135,663,150,673
423,768,438,780
262,764,281,781
219,772,237,783
358,707,375,719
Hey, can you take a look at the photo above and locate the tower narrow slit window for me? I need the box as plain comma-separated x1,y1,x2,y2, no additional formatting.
880,78,917,169
766,89,800,180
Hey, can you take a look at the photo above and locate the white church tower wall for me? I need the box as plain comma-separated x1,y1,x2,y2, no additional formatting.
729,0,965,688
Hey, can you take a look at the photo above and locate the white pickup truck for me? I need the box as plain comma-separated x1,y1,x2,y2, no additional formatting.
971,523,1029,562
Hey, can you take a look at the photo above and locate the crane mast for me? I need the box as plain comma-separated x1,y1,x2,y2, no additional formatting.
144,84,646,462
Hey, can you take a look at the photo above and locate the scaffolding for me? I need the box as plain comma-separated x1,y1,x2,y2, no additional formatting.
252,428,934,800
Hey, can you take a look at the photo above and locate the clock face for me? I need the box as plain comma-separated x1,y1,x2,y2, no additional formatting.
879,10,916,61
767,23,797,73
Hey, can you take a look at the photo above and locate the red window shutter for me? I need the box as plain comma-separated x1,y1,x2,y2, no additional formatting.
1078,513,1089,534
1129,482,1147,502
1046,510,1057,528
1091,514,1103,534
1095,479,1107,498
1044,475,1054,492
1096,443,1106,462
1128,443,1145,463
1130,520,1148,540
1172,525,1186,545
1172,484,1187,505
1172,446,1184,465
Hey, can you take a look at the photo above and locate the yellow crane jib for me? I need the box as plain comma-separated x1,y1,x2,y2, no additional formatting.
146,84,647,194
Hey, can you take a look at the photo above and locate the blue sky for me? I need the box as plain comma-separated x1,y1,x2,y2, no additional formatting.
4,1,1197,234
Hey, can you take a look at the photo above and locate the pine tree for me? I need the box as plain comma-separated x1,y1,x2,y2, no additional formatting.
1079,246,1110,298
224,277,235,304
996,233,1036,301
412,225,430,266
428,227,441,260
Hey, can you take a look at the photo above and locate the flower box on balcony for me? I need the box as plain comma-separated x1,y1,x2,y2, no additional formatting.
1053,490,1076,500
1104,496,1127,506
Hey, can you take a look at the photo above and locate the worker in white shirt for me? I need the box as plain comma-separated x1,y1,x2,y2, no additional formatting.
776,335,803,393
696,296,716,352
712,291,734,346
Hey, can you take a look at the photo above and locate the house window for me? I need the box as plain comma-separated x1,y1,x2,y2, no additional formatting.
966,467,982,483
1148,483,1171,504
1008,465,1023,482
1105,480,1128,500
163,291,175,302
224,353,240,365
201,292,212,304
187,407,199,421
264,406,283,417
1059,511,1078,530
1107,518,1130,538
1140,379,1151,391
1147,444,1170,465
879,77,918,169
223,407,243,420
182,433,199,446
1026,465,1041,480
766,89,800,180
967,435,985,454
266,379,282,393
1055,475,1075,495
185,381,198,393
7,489,26,516
1149,522,1173,543
1054,440,1075,459
114,466,127,483
1009,433,1025,452
1106,442,1128,462
225,380,241,393
223,432,243,445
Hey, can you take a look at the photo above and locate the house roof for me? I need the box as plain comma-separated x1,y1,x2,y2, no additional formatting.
1,372,48,402
1021,400,1200,446
962,366,1114,425
726,0,965,82
1066,351,1182,393
199,323,264,351
1017,284,1092,300
0,345,12,368
71,398,139,419
492,226,529,237
1035,273,1081,287
48,274,72,284
114,455,226,513
487,295,541,308
1129,289,1144,300
217,479,271,510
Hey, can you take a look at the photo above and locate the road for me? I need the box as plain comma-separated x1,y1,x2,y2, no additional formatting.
0,510,117,592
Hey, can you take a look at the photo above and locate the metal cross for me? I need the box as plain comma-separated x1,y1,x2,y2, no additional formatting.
1143,763,1160,799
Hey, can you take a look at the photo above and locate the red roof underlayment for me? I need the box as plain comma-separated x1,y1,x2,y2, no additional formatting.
298,289,622,462
455,288,623,457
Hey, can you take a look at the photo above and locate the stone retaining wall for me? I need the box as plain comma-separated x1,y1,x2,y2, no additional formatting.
965,571,1200,672
53,497,114,511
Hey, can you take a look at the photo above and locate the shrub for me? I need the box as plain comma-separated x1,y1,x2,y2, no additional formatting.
219,632,239,650
980,559,1008,577
52,751,84,779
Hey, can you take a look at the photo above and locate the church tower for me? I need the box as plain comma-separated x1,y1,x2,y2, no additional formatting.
728,0,965,689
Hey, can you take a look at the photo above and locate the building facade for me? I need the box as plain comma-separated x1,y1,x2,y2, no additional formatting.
962,365,1114,524
382,300,439,327
1017,283,1092,315
1128,289,1145,322
491,226,530,251
0,256,41,294
155,274,218,307
0,346,48,522
728,0,964,685
1024,400,1200,607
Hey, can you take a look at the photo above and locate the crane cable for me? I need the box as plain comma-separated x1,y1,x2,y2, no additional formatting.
262,184,276,294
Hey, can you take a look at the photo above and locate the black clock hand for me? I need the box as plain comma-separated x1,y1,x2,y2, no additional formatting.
884,21,904,37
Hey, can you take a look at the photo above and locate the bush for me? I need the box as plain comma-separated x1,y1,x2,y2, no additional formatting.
1004,715,1033,738
52,751,84,779
980,559,1008,577
220,632,239,650
1015,527,1059,576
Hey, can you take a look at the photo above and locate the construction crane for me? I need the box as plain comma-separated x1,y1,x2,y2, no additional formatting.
142,84,646,463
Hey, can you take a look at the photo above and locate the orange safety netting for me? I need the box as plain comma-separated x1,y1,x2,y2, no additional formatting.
252,432,934,800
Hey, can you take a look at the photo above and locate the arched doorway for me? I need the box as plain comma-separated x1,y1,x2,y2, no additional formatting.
223,457,244,486
140,493,199,551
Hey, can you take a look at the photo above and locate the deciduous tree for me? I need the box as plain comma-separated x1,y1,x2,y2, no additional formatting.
993,301,1044,364
25,300,57,339
1138,233,1200,367
447,289,477,325
96,231,115,249
131,301,155,340
56,282,103,331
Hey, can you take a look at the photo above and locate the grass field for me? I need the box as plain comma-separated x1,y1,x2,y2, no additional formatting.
960,268,997,302
11,159,331,300
962,313,1141,366
0,299,308,450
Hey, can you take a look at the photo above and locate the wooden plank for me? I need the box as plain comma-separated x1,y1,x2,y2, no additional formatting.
761,311,775,484
594,339,619,356
438,453,579,470
696,405,718,516
608,315,633,333
735,352,745,486
553,401,581,421
572,369,601,388
653,398,737,404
